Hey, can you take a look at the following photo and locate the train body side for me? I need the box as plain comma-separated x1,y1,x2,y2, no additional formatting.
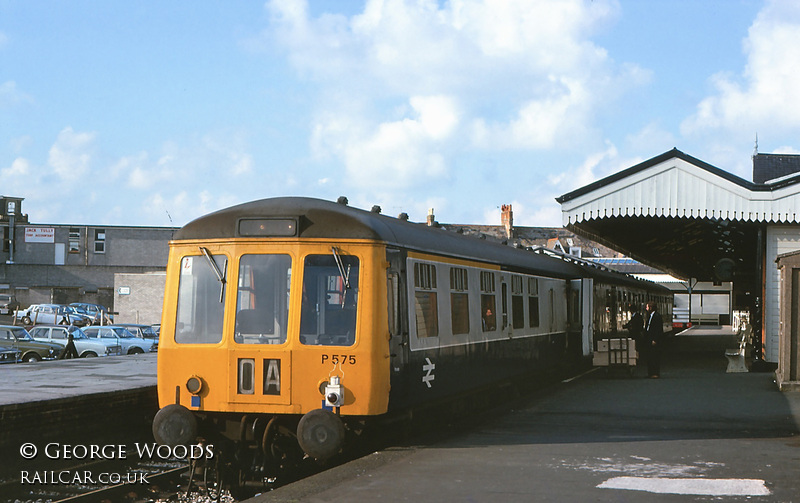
384,249,582,412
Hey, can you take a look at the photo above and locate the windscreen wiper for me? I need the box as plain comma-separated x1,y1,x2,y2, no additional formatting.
331,246,351,308
200,247,227,302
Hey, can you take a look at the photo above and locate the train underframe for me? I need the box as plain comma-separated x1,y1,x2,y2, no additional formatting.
176,409,369,497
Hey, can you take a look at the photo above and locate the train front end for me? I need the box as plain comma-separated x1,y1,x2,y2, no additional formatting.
153,200,391,472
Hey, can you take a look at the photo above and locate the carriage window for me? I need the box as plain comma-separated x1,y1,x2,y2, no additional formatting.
175,254,227,344
450,267,469,335
480,271,497,332
511,276,524,329
234,254,292,345
528,278,540,327
300,254,359,346
414,262,439,338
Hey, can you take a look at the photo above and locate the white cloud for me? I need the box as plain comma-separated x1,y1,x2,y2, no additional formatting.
201,132,255,176
3,127,264,226
548,143,619,194
268,0,641,163
681,0,800,135
1,157,31,178
47,127,96,180
774,146,800,154
0,80,33,107
471,76,591,149
313,94,459,189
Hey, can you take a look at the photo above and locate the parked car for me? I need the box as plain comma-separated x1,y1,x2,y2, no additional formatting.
69,303,114,325
0,294,20,315
29,325,122,357
116,323,159,347
16,304,93,327
0,325,63,361
0,344,21,363
82,326,156,354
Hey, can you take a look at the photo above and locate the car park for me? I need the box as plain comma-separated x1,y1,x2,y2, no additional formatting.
82,326,156,354
29,325,122,357
0,325,63,362
0,294,20,315
16,304,93,327
69,303,114,325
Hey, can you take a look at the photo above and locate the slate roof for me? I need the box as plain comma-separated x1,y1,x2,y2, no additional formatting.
753,153,800,184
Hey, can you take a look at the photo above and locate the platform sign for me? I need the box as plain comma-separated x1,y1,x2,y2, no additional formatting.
25,227,55,243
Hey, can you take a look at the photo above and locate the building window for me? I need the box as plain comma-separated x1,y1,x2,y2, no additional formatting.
69,228,80,253
94,229,105,254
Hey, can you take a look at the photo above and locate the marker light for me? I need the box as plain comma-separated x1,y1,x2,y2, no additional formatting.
324,376,344,407
186,376,203,395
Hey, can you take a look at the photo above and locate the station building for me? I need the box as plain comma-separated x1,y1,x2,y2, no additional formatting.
0,196,177,322
557,148,800,390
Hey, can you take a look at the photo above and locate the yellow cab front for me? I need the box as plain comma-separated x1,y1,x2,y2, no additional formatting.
156,239,391,419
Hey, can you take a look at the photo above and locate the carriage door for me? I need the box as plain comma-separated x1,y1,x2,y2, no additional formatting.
387,267,409,399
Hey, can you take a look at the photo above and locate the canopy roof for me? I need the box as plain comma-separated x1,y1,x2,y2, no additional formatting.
556,149,800,282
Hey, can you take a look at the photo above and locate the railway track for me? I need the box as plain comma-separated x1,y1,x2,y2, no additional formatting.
56,465,189,502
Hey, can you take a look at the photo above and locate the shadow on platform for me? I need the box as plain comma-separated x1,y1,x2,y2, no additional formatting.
450,326,800,448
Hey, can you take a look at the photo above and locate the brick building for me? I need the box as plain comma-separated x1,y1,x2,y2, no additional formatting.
0,196,177,317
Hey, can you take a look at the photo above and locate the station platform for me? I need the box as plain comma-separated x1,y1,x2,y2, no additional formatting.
255,327,800,502
0,353,157,449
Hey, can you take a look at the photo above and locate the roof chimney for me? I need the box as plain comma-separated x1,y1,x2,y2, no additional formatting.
501,204,513,239
427,208,435,226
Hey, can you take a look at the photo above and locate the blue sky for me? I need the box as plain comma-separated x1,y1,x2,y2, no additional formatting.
2,0,797,228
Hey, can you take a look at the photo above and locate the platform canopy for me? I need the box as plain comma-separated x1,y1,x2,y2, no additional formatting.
556,148,800,282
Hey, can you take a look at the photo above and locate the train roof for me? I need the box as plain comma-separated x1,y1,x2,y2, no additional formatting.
175,196,669,291
532,248,672,293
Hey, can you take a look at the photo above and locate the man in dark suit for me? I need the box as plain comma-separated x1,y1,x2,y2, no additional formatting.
644,301,664,378
623,304,644,348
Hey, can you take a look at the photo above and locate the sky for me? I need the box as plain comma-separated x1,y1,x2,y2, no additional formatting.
2,0,799,229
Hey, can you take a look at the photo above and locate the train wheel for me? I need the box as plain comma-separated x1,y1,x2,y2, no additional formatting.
297,409,345,461
152,404,198,447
